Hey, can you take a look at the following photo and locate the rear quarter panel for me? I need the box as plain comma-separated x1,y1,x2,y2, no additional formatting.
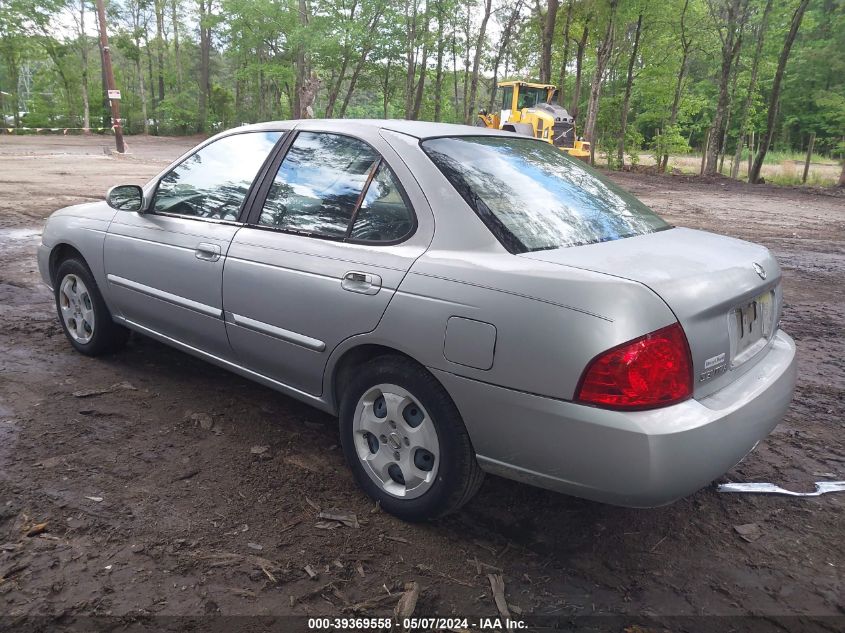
365,252,679,401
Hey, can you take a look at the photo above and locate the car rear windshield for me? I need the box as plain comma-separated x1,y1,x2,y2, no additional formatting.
421,136,670,253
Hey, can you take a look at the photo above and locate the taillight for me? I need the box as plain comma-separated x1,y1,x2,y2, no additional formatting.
576,323,693,410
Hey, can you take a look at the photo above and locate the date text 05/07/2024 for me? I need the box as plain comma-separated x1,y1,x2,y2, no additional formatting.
307,617,528,630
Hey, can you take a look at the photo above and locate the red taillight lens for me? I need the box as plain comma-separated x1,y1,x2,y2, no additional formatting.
576,323,693,410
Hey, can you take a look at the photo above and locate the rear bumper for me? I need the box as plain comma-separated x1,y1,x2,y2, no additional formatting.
433,329,796,507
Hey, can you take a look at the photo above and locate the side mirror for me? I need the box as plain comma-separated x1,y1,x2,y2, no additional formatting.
106,184,144,212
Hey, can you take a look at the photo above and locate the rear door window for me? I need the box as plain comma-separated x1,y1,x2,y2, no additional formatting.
259,132,379,238
257,132,415,243
421,136,670,253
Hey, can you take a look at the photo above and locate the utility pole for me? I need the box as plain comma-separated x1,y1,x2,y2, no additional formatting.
95,0,125,153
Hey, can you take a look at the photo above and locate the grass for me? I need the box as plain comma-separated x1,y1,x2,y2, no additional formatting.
622,151,841,186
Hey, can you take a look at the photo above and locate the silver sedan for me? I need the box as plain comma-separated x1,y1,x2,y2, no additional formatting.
38,120,797,521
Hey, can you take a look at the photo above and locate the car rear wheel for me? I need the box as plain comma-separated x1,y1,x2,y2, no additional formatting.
339,355,484,521
55,258,129,356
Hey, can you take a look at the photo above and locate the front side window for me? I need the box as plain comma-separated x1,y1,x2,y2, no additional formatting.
422,136,670,253
259,132,414,243
154,131,282,221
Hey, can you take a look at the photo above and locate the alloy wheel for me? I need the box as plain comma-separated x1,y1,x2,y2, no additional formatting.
58,274,96,344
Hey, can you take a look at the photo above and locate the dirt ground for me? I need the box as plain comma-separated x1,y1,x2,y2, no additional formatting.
0,134,843,631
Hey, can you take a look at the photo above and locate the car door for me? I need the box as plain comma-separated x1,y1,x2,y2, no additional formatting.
222,129,430,396
104,130,284,359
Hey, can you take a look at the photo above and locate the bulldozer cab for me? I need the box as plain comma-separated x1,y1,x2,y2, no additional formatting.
498,81,555,124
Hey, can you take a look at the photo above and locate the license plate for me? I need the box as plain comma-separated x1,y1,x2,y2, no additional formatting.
731,291,773,364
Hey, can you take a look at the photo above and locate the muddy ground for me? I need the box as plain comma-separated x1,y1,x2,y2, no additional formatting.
0,135,843,631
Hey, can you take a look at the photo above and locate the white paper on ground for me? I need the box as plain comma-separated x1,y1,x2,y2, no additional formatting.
717,481,845,496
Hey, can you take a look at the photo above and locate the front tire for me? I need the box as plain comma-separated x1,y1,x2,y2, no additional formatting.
54,258,129,356
339,355,484,521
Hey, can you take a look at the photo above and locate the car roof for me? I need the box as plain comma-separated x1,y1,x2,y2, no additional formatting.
235,118,518,140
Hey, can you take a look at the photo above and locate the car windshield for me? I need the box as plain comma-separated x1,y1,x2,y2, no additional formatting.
421,136,670,253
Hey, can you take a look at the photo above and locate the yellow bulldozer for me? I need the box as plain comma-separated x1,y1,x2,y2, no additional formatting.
477,80,591,161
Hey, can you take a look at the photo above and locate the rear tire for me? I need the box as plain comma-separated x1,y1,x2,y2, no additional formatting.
339,355,484,521
54,257,129,356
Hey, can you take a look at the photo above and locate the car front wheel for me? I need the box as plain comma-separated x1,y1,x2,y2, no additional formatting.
339,355,484,521
54,258,129,356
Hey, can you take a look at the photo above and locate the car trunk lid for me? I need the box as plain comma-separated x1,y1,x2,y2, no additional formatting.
521,227,783,399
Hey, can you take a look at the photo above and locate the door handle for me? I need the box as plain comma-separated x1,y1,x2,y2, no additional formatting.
195,242,221,262
342,271,382,295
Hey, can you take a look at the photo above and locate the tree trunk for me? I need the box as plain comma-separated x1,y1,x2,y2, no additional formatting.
433,2,445,121
749,0,810,183
461,9,471,122
383,58,391,118
258,51,266,120
293,0,308,118
704,0,747,176
539,0,559,84
155,0,165,104
79,0,90,130
802,131,815,183
411,4,430,121
719,50,743,174
660,0,691,172
143,23,156,129
557,0,573,106
325,52,351,118
171,0,182,85
131,1,149,134
838,160,845,187
136,55,148,134
300,71,321,118
731,0,772,178
617,12,643,167
94,6,110,127
411,42,428,120
197,0,211,131
451,26,459,116
404,0,419,118
583,0,618,164
466,0,493,124
570,22,589,119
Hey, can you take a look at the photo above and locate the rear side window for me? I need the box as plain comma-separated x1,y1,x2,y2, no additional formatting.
154,131,282,221
421,136,670,253
349,163,414,242
259,132,414,243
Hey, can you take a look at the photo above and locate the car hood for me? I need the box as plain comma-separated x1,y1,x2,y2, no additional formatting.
520,227,784,397
50,200,115,221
